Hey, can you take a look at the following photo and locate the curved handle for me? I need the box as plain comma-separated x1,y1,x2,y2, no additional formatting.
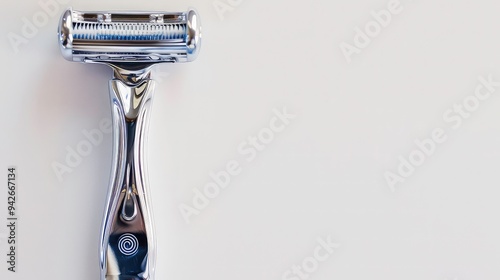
100,77,156,280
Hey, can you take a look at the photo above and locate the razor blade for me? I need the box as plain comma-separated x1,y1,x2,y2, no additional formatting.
59,8,201,63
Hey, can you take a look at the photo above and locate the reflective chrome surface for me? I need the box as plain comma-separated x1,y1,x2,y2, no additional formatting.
59,8,201,63
58,7,201,280
101,76,155,280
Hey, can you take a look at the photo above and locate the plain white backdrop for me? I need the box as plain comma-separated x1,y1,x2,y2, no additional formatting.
1,0,500,279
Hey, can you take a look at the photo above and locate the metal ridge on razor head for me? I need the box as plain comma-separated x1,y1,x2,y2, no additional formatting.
59,8,201,63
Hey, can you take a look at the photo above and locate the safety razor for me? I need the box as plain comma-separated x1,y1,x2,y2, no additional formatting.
58,8,201,280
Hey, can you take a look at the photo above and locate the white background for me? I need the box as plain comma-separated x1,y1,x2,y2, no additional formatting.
1,0,500,279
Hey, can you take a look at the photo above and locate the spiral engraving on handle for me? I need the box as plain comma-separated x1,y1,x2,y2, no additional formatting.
118,233,139,256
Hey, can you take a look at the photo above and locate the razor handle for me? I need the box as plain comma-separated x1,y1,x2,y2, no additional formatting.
100,75,156,280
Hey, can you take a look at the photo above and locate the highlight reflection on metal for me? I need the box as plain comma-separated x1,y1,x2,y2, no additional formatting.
58,8,201,280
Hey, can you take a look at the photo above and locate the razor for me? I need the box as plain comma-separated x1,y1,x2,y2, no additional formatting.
58,8,201,280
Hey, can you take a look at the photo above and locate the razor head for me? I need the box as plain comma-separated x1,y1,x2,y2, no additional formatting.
58,8,201,64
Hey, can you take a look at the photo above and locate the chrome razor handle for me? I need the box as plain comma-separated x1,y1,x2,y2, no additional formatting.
100,73,156,280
